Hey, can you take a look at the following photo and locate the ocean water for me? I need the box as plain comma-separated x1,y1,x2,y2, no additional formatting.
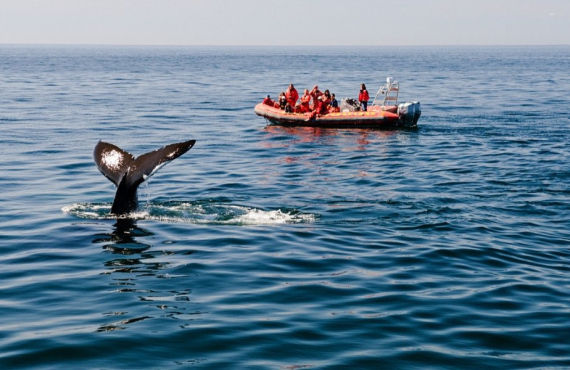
0,45,569,369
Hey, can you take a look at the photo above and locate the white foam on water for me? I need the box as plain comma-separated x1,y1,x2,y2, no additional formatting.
62,203,150,220
232,208,315,225
62,202,316,225
62,203,112,219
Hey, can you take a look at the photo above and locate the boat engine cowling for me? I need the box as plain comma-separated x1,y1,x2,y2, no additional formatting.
340,98,361,112
397,101,421,126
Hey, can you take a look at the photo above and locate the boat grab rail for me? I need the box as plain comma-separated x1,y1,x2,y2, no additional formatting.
372,77,399,106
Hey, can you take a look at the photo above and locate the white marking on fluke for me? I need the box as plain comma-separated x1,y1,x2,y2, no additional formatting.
102,150,122,171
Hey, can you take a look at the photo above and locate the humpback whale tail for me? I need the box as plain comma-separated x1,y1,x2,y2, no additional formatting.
94,139,196,215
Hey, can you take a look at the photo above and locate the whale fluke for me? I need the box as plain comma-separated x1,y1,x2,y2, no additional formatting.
94,139,196,215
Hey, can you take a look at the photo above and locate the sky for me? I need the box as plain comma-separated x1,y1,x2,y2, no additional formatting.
0,0,568,46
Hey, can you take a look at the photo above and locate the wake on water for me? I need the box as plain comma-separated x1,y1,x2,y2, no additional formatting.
62,201,316,225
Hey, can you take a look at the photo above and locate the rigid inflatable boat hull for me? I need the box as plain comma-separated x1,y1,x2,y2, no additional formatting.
254,103,419,129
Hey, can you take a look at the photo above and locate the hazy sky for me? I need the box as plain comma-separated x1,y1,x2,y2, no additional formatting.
1,0,568,46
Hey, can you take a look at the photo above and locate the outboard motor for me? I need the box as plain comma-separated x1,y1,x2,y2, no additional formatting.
397,101,421,127
340,98,361,112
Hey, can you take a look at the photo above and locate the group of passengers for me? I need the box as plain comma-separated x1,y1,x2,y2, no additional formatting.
262,83,370,117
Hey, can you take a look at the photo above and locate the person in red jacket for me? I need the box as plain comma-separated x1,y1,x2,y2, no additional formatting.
298,89,311,113
359,83,369,111
262,95,274,106
310,85,323,110
311,90,331,115
285,84,299,109
320,90,331,114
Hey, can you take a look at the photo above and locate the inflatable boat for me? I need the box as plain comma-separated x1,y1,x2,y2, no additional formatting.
255,78,421,129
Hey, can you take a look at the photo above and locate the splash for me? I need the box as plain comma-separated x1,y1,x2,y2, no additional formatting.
62,201,316,225
232,208,315,225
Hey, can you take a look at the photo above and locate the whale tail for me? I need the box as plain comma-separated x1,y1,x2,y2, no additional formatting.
93,139,196,215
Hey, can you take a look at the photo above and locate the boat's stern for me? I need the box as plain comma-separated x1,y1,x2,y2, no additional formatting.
397,101,421,127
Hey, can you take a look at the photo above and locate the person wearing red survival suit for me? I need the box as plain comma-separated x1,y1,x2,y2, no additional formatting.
307,90,331,120
320,90,331,114
310,85,323,110
285,84,299,109
298,89,311,113
359,83,369,111
263,95,274,106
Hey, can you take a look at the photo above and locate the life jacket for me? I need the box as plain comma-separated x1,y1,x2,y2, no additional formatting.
359,89,369,102
285,88,298,106
299,94,311,113
310,89,322,108
320,96,331,114
312,96,330,115
300,94,310,105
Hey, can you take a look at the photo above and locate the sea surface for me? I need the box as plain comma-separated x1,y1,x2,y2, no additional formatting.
0,45,569,369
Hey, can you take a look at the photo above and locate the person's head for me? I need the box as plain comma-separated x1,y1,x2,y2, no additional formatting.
312,85,318,91
304,89,309,94
289,83,294,89
332,93,336,99
361,83,366,90
324,89,330,97
267,95,270,98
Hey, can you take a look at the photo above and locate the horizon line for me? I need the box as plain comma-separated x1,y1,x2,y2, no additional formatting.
1,42,568,48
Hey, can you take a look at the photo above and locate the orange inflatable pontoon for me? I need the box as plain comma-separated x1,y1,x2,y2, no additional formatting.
254,103,418,129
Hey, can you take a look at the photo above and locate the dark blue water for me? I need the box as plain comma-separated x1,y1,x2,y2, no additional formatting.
0,45,569,369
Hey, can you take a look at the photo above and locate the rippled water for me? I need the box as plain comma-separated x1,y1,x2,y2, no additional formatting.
0,45,569,368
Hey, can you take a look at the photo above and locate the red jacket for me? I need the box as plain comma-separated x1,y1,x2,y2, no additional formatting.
359,89,369,102
285,88,299,107
314,96,331,114
320,96,331,114
310,88,322,108
299,93,311,112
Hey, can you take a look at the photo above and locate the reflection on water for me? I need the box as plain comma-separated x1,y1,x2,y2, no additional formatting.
97,314,151,333
93,219,153,254
262,125,408,153
263,125,336,144
93,219,198,333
